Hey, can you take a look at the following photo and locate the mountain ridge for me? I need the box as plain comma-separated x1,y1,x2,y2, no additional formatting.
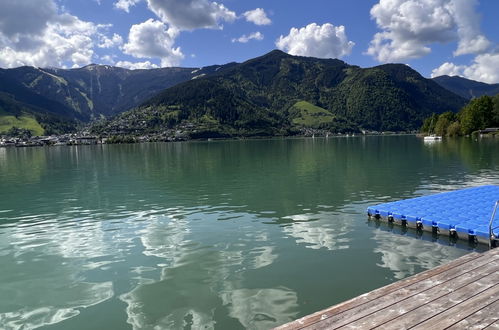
1,50,482,137
92,50,466,138
432,75,499,99
0,63,238,134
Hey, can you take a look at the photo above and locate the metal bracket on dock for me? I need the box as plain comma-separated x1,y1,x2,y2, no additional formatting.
416,220,423,230
489,200,499,249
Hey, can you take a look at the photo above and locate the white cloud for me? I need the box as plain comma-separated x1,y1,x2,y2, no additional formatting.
0,0,56,39
431,53,499,84
367,0,491,62
431,62,463,77
276,23,354,59
450,0,491,56
122,19,184,67
242,8,271,26
115,60,159,70
114,0,240,68
114,0,142,12
100,54,117,64
232,32,263,44
0,0,123,68
146,0,236,31
98,33,123,48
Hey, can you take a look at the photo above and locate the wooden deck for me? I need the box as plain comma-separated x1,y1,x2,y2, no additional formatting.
276,248,499,330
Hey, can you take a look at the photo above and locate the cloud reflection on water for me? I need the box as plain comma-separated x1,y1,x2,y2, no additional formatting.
281,212,352,250
220,287,299,330
0,211,126,329
372,229,468,280
120,208,298,330
0,240,114,329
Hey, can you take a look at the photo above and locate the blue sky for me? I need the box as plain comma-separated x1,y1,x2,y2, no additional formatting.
1,0,498,83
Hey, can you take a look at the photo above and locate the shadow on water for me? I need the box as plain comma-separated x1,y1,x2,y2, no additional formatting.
366,219,489,253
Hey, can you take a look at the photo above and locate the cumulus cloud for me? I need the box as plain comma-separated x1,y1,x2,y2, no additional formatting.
98,33,123,48
431,62,463,77
115,0,238,31
431,53,499,84
122,19,184,67
242,8,271,26
115,60,159,70
113,0,241,68
450,0,491,56
367,0,491,62
0,0,57,39
232,32,263,43
0,0,123,68
100,54,117,64
114,0,142,13
146,0,236,31
276,23,354,59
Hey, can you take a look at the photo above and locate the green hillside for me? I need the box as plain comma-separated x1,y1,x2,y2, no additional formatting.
94,50,465,137
0,113,45,136
0,91,75,136
0,64,232,125
289,101,335,127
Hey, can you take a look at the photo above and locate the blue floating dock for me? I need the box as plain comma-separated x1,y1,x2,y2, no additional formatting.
367,185,499,245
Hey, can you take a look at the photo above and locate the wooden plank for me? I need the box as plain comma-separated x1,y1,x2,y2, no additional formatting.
365,271,499,329
336,261,499,329
275,251,483,329
299,252,498,330
276,248,499,330
446,300,499,330
484,320,499,329
411,283,499,329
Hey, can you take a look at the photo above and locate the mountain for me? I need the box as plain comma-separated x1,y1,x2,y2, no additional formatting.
95,50,466,137
432,75,499,100
0,70,81,135
0,63,235,134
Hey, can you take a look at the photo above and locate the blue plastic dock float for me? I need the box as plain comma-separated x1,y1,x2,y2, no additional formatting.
367,185,499,245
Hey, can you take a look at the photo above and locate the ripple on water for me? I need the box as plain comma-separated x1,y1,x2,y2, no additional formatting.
0,137,498,329
0,253,114,329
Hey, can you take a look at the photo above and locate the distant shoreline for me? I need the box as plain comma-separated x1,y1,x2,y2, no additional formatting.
0,132,419,148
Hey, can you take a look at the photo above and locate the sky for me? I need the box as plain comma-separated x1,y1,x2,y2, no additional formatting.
0,0,498,83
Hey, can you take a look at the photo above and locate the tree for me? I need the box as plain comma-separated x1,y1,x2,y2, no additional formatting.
421,113,438,133
460,96,494,135
447,121,461,137
492,94,499,126
6,127,32,138
434,111,455,136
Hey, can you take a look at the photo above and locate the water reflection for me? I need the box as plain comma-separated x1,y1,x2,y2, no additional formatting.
371,229,470,280
139,213,192,268
220,287,299,330
119,208,296,329
281,213,352,250
120,247,222,329
0,220,114,329
0,136,498,329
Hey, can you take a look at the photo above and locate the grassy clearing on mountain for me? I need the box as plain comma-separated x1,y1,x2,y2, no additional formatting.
290,101,335,127
0,113,45,136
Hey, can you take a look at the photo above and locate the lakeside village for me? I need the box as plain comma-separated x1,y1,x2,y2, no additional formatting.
2,127,498,148
0,125,401,148
2,120,497,148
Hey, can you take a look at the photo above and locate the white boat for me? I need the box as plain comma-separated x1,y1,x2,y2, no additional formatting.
423,135,442,141
423,117,442,141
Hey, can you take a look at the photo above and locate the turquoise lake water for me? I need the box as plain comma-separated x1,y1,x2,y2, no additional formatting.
1,136,498,329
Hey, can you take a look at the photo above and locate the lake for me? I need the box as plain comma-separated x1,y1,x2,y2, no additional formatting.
1,136,498,329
